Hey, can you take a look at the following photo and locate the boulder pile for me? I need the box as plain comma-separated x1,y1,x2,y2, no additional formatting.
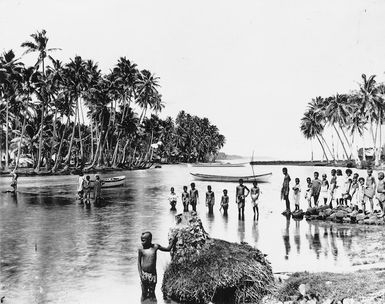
283,205,385,225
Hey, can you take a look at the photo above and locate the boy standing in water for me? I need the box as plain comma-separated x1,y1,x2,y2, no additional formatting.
10,172,18,193
250,181,260,221
281,168,291,212
168,187,178,211
83,175,91,201
189,183,199,212
220,189,229,215
94,175,103,201
138,232,177,300
236,179,250,220
182,186,190,212
205,185,215,214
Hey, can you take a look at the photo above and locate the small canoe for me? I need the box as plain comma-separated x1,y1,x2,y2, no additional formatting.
190,163,246,168
190,172,272,183
90,175,126,188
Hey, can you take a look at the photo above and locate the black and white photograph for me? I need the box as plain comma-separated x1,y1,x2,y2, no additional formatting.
2,1,385,303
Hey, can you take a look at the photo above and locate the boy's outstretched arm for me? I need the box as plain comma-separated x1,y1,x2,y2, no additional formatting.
157,236,177,252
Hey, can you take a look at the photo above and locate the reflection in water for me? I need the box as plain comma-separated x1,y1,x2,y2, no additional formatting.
1,165,385,304
251,222,259,243
282,216,291,259
238,219,245,243
294,220,301,254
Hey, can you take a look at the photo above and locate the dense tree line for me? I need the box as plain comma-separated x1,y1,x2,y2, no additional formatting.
0,30,225,173
300,74,385,166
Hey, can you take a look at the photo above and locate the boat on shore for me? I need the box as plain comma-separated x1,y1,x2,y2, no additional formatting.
90,175,126,188
190,162,246,168
190,172,272,183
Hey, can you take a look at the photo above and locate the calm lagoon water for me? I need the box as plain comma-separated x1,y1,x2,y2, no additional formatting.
1,163,384,303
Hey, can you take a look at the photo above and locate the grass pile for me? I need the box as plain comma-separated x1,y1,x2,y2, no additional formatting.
162,213,274,303
275,270,385,302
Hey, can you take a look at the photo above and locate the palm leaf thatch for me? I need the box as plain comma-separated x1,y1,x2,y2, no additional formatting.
162,213,274,303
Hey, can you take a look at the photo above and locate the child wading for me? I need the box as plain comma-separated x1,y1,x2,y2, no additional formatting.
168,187,177,211
138,232,176,300
94,175,103,202
220,189,229,215
189,183,199,212
205,185,215,214
250,181,260,221
10,172,18,193
292,178,301,211
83,175,91,203
236,179,250,220
182,186,190,212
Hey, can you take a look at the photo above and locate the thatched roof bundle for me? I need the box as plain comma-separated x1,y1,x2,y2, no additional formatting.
162,213,274,303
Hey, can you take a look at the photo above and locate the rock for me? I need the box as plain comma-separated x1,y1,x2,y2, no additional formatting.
342,217,351,223
292,210,304,219
324,208,333,216
330,213,337,221
357,220,364,224
356,214,366,221
317,212,326,220
306,207,318,216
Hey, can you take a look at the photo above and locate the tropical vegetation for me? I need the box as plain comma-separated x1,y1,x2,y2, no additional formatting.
0,30,225,173
300,74,385,166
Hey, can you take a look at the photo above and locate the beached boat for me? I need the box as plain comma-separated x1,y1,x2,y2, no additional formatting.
190,172,272,183
90,175,126,188
190,162,246,168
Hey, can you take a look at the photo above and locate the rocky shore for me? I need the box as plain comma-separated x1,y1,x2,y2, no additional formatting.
284,205,385,226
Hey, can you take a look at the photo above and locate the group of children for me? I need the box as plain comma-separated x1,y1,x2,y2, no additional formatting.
77,173,103,204
168,179,262,220
284,168,385,213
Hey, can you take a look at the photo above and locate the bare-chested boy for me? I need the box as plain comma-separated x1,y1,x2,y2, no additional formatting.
138,232,176,300
281,168,291,212
189,183,199,212
376,172,385,212
236,179,250,220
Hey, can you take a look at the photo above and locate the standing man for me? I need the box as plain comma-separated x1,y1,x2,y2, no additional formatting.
281,167,291,213
236,179,250,220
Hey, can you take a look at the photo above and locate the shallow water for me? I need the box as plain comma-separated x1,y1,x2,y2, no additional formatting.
1,164,384,304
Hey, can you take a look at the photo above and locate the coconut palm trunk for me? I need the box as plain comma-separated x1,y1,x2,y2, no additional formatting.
52,117,70,172
63,102,78,168
316,135,328,162
14,115,27,171
333,124,350,160
5,98,9,171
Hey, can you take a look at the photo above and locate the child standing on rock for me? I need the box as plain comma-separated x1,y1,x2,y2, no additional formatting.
138,231,177,300
320,174,329,206
365,169,376,213
376,172,385,213
358,177,366,212
305,177,313,208
292,178,301,211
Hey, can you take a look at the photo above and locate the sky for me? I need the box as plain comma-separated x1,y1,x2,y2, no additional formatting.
1,0,385,160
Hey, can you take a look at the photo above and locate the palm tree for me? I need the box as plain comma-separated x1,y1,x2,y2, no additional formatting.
325,94,352,160
21,30,60,172
136,70,160,124
300,109,329,162
13,66,39,171
0,50,23,170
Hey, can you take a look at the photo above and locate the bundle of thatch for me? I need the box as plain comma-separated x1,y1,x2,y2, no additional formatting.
162,213,274,303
